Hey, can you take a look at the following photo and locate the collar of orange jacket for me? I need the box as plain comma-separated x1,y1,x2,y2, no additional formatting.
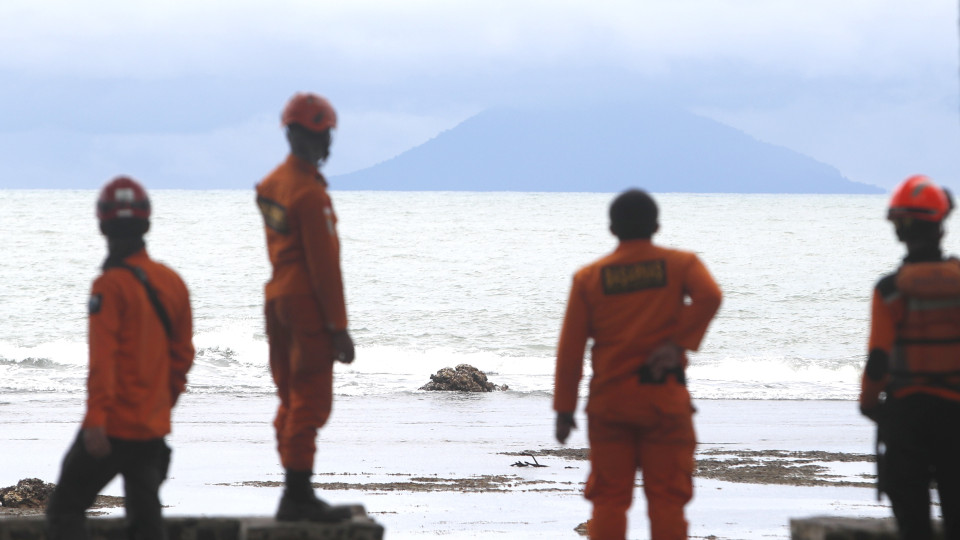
123,248,150,265
285,154,327,187
615,239,654,251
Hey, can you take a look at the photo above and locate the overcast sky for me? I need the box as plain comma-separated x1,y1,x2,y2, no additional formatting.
1,0,958,190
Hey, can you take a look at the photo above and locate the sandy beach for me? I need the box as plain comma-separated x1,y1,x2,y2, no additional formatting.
0,392,895,539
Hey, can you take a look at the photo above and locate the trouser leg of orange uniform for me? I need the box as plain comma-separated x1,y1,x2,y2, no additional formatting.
266,295,334,472
638,413,695,540
586,413,695,540
586,419,637,540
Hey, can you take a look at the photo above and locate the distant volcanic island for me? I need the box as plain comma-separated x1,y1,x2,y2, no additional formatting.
335,103,882,194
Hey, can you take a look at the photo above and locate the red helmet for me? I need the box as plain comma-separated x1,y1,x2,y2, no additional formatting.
96,176,151,222
281,92,337,132
887,175,952,223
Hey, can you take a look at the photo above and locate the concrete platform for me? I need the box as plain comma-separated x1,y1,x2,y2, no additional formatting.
0,514,384,540
790,516,944,539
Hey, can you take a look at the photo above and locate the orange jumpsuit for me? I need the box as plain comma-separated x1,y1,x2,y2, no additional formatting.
555,240,722,540
84,248,195,439
256,154,348,472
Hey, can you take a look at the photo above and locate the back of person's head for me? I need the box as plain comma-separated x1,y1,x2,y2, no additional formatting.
610,189,659,240
281,93,336,165
887,174,953,247
893,218,942,245
97,176,151,239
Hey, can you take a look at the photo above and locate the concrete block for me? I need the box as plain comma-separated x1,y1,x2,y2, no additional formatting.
0,514,383,540
0,516,46,540
163,518,242,540
790,516,944,539
243,515,383,540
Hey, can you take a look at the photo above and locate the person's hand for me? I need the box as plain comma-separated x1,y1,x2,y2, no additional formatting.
860,403,880,422
83,426,112,459
555,412,576,444
645,341,683,380
332,330,355,364
860,396,886,423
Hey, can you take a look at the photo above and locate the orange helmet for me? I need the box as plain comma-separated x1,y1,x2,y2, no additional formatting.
96,176,151,222
281,92,337,132
887,175,952,223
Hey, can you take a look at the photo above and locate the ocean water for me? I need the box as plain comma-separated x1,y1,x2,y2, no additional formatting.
0,190,936,402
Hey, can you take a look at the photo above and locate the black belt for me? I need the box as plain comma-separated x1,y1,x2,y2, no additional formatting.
638,365,686,385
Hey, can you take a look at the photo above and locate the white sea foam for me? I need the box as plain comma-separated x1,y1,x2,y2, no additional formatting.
0,338,862,400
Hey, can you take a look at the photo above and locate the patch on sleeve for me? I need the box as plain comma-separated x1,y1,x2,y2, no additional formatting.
602,259,667,295
323,206,336,236
257,196,290,234
88,294,103,315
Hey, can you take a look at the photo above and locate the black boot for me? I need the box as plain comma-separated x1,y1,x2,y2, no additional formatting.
275,470,353,523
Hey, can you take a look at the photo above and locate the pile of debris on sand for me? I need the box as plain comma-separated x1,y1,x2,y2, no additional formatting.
0,478,123,516
0,478,55,509
419,364,508,392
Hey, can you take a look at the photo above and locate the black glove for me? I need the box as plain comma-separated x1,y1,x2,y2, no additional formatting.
555,412,577,444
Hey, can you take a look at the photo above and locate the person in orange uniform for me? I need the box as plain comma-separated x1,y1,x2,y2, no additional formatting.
554,189,722,540
46,177,195,540
256,92,356,522
860,175,960,540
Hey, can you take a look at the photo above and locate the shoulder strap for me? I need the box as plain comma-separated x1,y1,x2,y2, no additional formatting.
118,264,174,339
876,272,899,301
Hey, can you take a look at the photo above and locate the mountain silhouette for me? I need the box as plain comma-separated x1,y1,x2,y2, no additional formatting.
334,104,882,194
